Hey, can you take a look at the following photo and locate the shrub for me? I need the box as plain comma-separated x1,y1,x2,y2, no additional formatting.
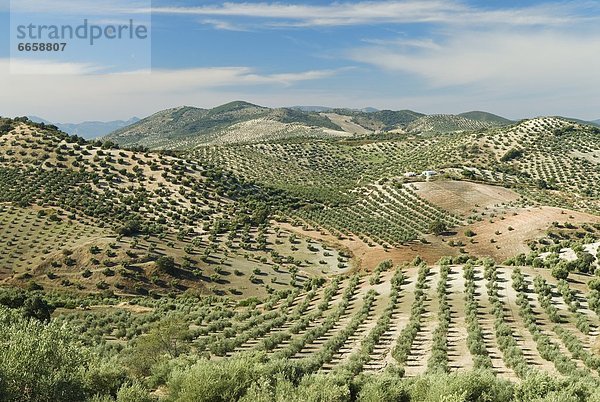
0,306,118,402
429,220,447,236
156,256,176,274
552,264,569,280
500,148,523,162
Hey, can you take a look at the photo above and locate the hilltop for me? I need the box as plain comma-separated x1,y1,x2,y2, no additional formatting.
103,102,515,149
104,101,346,149
459,111,514,125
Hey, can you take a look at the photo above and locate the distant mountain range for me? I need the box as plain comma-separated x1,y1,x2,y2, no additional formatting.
28,116,140,139
103,101,519,150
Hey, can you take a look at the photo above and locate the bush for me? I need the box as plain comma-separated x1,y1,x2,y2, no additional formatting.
429,220,448,236
500,148,523,162
0,306,122,402
168,353,266,402
552,264,569,280
156,256,176,275
116,381,153,402
356,370,410,402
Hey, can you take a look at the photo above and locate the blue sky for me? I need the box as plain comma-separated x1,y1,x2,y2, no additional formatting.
1,0,599,122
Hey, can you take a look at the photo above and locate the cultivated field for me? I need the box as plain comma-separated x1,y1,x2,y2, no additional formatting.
1,114,600,401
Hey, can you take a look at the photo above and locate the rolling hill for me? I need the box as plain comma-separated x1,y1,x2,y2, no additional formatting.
104,102,517,149
104,101,346,149
458,111,514,125
1,109,600,401
405,114,508,133
0,117,347,298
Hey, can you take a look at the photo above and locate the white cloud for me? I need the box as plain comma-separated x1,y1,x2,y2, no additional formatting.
343,27,600,120
348,30,600,92
148,1,599,28
0,59,342,121
9,0,148,15
200,19,250,32
9,58,106,75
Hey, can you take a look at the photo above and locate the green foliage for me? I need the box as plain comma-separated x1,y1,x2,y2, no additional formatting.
116,381,153,402
156,256,176,275
409,370,513,402
429,220,448,236
464,229,477,237
500,148,523,162
117,217,144,236
552,263,569,280
124,317,191,377
168,353,267,402
0,306,126,402
356,370,410,402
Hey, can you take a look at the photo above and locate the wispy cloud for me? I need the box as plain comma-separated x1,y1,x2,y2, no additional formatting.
348,30,600,92
200,19,250,32
9,58,107,75
148,1,599,28
9,0,149,15
0,59,344,120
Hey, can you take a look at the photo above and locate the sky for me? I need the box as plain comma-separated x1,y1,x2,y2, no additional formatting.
0,0,599,122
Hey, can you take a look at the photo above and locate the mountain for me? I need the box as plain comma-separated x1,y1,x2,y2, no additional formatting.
328,109,426,132
458,111,513,125
105,103,428,149
105,101,346,149
28,116,140,139
103,102,578,150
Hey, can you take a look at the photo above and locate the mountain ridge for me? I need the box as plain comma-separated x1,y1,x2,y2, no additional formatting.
103,102,600,150
28,116,140,139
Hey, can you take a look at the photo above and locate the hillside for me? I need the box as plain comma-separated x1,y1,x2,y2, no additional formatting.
0,117,349,298
104,101,346,149
104,104,517,149
405,114,507,133
197,115,598,220
459,111,513,125
330,109,426,132
1,112,600,401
